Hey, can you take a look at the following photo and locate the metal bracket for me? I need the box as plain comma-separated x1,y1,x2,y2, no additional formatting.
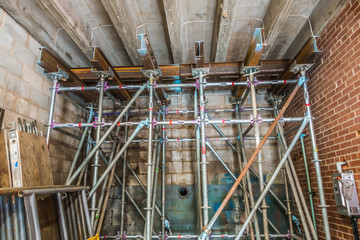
290,60,314,74
240,62,261,76
91,67,115,79
140,68,162,78
45,68,69,81
192,67,210,77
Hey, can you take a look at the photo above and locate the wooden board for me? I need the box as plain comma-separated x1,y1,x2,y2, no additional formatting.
18,131,53,186
0,131,11,187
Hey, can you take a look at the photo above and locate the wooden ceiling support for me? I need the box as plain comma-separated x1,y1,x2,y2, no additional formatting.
91,47,131,101
271,36,322,95
70,60,291,82
37,48,98,101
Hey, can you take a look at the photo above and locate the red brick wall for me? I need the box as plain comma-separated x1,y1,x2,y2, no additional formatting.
285,0,360,239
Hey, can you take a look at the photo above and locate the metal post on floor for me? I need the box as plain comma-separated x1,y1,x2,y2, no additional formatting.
249,69,269,240
198,75,306,240
94,123,122,232
273,99,314,240
235,103,260,240
145,74,155,240
197,69,210,232
300,134,317,232
194,88,203,234
301,70,330,239
161,109,166,238
23,193,41,240
90,72,109,227
120,114,129,236
56,193,69,240
234,117,309,239
45,69,69,146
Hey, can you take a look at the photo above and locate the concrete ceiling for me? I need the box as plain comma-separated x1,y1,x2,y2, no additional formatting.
0,0,346,68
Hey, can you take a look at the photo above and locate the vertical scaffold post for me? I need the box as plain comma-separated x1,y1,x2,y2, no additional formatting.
249,69,269,240
90,72,107,227
145,74,155,240
198,70,209,232
45,68,69,147
302,70,330,239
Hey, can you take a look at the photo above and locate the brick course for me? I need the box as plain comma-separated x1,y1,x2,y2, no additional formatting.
285,0,360,239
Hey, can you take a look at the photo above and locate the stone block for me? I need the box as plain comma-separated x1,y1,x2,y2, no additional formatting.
0,48,23,77
0,67,6,87
3,14,28,45
6,72,30,99
23,65,43,90
0,28,14,52
168,161,182,173
36,107,49,124
12,42,36,68
182,162,194,173
30,87,49,109
15,97,30,116
5,90,16,110
27,36,42,56
171,173,194,185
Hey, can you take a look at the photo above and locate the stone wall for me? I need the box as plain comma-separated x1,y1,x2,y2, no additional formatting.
0,8,85,185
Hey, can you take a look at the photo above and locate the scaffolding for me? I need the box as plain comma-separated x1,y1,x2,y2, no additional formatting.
34,32,331,240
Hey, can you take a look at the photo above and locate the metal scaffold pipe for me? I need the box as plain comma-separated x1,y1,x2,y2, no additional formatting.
234,117,309,239
198,71,210,231
65,84,147,185
249,72,269,240
235,104,261,240
55,80,298,92
198,76,306,240
90,75,106,226
46,77,58,146
120,114,129,235
300,134,317,232
194,88,203,234
145,76,155,240
52,117,305,129
303,76,330,239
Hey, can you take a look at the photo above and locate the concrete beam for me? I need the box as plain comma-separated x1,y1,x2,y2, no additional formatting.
0,0,90,67
101,0,141,65
212,0,240,62
283,0,346,59
162,0,183,64
261,0,296,59
33,0,131,66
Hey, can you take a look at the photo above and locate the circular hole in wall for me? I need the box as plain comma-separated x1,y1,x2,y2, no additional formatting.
178,186,189,198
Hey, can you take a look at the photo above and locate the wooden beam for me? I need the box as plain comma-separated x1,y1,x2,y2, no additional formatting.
261,0,296,59
271,36,322,95
234,28,266,98
37,48,98,101
91,47,131,101
70,60,291,82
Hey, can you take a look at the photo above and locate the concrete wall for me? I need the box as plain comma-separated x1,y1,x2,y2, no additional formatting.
0,8,85,185
286,0,360,239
